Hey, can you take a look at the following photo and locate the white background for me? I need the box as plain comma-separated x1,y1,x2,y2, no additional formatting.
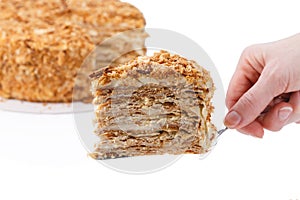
1,0,300,199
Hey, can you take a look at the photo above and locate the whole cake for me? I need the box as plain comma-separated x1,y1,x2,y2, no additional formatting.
89,51,217,159
0,0,146,102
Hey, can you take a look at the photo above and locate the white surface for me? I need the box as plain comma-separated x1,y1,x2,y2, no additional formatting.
0,98,91,114
1,0,300,200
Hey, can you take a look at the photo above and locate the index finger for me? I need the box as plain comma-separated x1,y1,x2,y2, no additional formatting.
226,45,264,109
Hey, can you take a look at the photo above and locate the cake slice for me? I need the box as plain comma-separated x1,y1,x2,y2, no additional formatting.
89,51,217,159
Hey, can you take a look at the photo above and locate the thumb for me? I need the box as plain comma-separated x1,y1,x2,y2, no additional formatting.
224,73,280,129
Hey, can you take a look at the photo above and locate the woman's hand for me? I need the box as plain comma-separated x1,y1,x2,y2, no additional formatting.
224,33,300,138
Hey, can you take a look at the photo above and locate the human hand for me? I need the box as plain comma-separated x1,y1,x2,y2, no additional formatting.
224,33,300,138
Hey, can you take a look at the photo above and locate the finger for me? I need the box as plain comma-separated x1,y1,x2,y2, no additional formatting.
287,91,300,124
226,45,264,109
259,102,293,131
225,69,279,129
226,69,254,109
236,120,264,138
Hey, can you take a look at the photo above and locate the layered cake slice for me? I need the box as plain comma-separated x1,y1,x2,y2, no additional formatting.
89,51,217,159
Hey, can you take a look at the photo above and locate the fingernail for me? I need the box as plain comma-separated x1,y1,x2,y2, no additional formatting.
278,107,293,121
224,111,241,128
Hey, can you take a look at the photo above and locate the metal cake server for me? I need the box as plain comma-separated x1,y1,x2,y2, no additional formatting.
215,94,290,138
217,127,228,137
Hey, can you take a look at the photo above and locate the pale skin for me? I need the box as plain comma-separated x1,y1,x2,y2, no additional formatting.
224,33,300,138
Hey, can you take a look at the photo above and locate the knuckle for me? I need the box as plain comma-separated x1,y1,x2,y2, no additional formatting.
240,91,257,111
225,99,235,109
241,45,253,58
267,67,280,80
241,44,262,58
262,66,286,95
245,44,259,52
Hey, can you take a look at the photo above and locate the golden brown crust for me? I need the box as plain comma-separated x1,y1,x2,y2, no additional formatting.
91,51,213,91
0,0,146,102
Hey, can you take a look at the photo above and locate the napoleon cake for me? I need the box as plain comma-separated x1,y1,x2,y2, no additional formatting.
0,0,146,102
89,51,217,159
